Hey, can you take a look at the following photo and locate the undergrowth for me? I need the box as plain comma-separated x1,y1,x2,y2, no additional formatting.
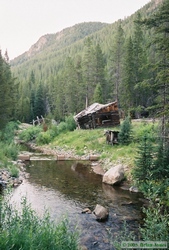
0,196,80,250
0,121,20,175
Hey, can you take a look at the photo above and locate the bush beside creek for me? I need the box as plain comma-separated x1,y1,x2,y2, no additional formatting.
0,122,21,187
0,196,79,250
0,116,169,249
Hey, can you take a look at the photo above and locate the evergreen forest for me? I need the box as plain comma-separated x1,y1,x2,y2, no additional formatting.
1,1,164,130
1,0,169,134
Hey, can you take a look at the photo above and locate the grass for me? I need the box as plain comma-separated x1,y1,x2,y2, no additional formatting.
45,119,159,179
51,128,111,152
50,119,158,164
17,118,159,175
0,141,20,175
0,196,80,250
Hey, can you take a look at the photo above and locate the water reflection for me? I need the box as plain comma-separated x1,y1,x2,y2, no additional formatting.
25,161,104,206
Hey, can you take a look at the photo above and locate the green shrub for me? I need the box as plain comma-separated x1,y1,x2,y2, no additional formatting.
50,125,59,137
19,126,42,142
132,121,157,143
36,131,52,145
0,121,19,144
140,204,169,242
0,142,6,162
0,122,20,167
57,115,76,134
0,197,79,250
65,114,76,131
57,121,68,133
2,121,19,143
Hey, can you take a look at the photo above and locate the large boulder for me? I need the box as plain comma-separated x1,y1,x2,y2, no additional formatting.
102,165,124,185
93,204,109,221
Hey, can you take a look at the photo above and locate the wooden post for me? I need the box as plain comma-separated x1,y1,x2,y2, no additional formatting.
37,116,40,125
41,115,45,123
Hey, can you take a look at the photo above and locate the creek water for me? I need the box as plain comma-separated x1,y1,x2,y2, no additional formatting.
11,160,143,250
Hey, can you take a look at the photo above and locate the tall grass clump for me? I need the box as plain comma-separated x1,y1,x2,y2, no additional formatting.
1,142,19,161
7,163,19,178
0,197,80,250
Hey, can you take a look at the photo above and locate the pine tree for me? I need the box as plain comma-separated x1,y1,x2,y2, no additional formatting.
141,0,169,138
94,43,106,102
110,22,124,106
30,90,35,121
34,84,45,118
93,83,103,103
74,55,85,112
152,140,169,180
132,135,154,184
0,50,17,129
132,12,146,107
53,74,67,120
121,36,135,111
82,38,95,107
64,57,78,114
118,117,132,145
29,71,35,89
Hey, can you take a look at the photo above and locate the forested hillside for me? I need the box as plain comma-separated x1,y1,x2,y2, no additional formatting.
10,0,168,134
0,51,18,129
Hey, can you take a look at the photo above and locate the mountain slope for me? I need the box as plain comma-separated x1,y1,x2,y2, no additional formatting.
11,22,108,66
11,0,162,75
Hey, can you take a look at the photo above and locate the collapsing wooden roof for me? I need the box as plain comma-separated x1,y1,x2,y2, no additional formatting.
74,101,120,129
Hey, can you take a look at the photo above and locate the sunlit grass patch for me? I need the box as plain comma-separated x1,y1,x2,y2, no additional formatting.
106,143,137,165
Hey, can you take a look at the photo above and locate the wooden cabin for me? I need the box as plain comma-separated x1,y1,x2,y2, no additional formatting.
74,101,120,129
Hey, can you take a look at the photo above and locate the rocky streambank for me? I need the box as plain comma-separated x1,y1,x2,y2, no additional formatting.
0,160,29,190
22,142,100,161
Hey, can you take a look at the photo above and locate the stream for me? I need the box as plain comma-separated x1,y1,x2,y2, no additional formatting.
10,159,143,250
